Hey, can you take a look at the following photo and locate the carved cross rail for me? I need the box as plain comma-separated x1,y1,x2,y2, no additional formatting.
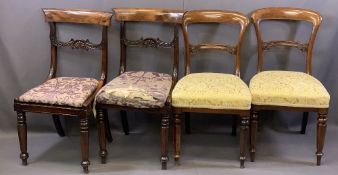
262,40,308,52
190,43,237,55
51,37,102,50
122,37,175,48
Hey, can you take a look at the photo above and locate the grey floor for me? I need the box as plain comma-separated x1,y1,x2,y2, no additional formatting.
1,116,337,175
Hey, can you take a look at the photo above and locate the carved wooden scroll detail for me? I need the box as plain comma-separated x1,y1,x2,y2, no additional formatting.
262,40,308,52
190,43,237,55
122,37,175,48
51,37,102,50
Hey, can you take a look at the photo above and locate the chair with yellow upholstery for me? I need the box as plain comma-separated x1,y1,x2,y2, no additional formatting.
172,10,250,168
95,8,183,170
249,7,330,166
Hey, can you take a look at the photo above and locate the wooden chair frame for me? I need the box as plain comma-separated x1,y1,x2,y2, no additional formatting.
13,8,112,173
173,10,250,168
249,7,328,166
95,8,183,170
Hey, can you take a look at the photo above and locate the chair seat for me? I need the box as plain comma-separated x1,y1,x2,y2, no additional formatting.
172,73,251,110
249,71,330,108
18,77,98,107
96,71,172,108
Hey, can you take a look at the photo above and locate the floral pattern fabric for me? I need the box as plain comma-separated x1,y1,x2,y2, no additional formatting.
172,73,251,110
249,71,330,108
18,77,98,107
96,71,172,108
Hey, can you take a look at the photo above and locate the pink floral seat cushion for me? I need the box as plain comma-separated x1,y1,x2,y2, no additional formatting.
18,77,98,107
96,71,172,108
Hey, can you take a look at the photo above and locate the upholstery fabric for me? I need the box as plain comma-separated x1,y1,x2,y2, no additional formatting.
18,77,98,107
249,71,330,108
172,73,251,110
96,71,172,108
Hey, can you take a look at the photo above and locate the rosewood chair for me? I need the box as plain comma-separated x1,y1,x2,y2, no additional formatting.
95,8,183,170
249,7,330,165
13,8,112,173
172,10,251,168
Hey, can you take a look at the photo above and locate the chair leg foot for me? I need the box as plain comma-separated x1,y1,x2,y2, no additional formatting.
20,153,29,166
174,155,180,165
81,160,90,173
316,153,323,166
100,150,107,164
161,157,168,170
250,151,255,162
240,157,245,169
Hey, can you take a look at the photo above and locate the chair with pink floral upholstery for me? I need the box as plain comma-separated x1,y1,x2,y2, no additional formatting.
13,8,112,173
95,8,183,170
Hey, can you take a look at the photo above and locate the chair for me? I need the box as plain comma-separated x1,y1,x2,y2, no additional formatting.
13,8,112,173
249,7,330,165
172,10,251,168
95,8,183,169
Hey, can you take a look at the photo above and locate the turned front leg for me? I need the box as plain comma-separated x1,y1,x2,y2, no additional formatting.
80,116,90,173
97,109,107,164
239,115,249,168
160,113,169,170
17,111,29,165
174,113,181,164
316,111,328,166
250,111,258,162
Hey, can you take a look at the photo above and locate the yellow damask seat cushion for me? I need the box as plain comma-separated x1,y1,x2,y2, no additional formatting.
172,73,251,110
249,71,330,108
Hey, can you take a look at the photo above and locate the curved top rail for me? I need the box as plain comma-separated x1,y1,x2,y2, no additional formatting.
113,8,184,23
43,8,113,26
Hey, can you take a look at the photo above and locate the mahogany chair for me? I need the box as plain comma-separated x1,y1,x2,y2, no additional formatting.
249,7,330,165
172,10,251,168
13,8,112,173
95,8,183,169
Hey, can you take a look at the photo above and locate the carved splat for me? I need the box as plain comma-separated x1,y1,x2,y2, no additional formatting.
51,37,102,50
122,37,174,48
262,40,308,52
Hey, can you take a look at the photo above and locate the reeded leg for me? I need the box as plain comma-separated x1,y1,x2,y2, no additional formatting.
231,115,237,136
17,111,29,165
239,115,249,168
184,112,191,134
52,115,65,137
161,113,169,170
316,111,327,166
174,113,181,165
300,112,309,134
250,111,258,162
80,116,90,173
97,109,107,164
120,110,129,135
104,109,113,142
